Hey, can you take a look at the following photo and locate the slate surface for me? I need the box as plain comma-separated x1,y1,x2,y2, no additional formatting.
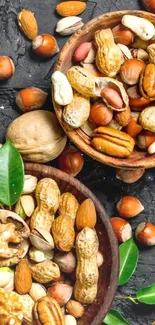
0,0,155,324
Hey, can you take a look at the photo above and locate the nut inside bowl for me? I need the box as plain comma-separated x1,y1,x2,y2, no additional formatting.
24,162,119,325
52,10,155,169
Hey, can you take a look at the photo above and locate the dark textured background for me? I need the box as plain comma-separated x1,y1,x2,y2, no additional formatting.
0,0,155,324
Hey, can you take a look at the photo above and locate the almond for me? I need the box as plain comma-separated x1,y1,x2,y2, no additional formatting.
76,198,97,230
17,9,38,40
56,1,86,17
15,259,32,294
115,106,131,127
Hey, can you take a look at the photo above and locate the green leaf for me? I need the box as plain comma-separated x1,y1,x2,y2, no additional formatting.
137,283,155,304
119,237,139,286
0,141,24,206
103,309,130,325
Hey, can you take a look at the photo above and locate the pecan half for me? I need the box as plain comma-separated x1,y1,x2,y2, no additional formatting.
91,126,135,157
139,63,155,100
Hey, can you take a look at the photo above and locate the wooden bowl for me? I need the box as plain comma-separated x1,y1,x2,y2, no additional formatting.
53,10,155,169
24,162,119,325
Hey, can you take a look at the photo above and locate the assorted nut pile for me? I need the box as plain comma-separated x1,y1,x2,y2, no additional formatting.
52,14,155,158
0,175,103,324
110,195,155,246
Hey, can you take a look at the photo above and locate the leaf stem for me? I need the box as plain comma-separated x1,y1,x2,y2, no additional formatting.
115,296,138,304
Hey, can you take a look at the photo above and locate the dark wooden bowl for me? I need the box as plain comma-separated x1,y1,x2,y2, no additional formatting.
24,162,119,325
53,10,155,169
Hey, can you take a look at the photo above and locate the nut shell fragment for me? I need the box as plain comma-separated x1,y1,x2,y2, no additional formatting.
63,92,90,128
56,16,83,35
139,106,155,132
29,260,60,283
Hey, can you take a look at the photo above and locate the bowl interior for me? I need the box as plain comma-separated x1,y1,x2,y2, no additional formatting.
25,163,119,325
53,10,155,169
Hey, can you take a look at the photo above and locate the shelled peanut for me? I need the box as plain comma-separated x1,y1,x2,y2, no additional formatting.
0,176,103,324
52,14,155,159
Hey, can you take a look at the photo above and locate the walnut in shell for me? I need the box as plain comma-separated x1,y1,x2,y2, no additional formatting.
6,110,67,163
0,210,30,267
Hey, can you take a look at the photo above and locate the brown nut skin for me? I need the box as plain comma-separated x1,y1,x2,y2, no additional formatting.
91,126,135,158
56,1,86,17
117,196,144,218
0,56,15,80
112,24,134,45
120,59,145,85
17,9,38,40
58,146,84,177
123,113,143,138
135,222,155,246
110,217,132,242
139,63,155,100
116,168,145,183
101,87,123,109
90,101,113,126
15,259,32,295
54,251,76,274
32,34,59,57
137,130,155,149
66,300,84,318
47,283,73,306
16,87,48,112
33,296,65,325
127,85,150,111
76,198,97,230
115,106,131,127
142,0,155,13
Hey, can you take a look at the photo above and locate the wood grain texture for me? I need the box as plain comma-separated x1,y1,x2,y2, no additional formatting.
53,10,155,169
24,162,119,325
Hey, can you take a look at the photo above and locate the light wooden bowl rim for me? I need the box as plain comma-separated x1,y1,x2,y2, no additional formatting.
53,10,155,169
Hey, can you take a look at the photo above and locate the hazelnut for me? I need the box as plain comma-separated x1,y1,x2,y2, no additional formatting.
142,0,155,13
16,87,48,112
137,130,155,149
116,168,145,183
123,112,143,138
120,59,145,85
135,222,155,246
117,196,144,218
47,283,73,306
112,24,134,45
58,146,84,177
127,86,150,111
110,217,132,242
132,36,149,49
66,300,84,318
90,101,113,126
32,34,59,57
0,56,15,80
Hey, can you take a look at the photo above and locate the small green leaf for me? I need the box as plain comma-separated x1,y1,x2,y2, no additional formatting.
137,283,155,304
0,141,24,206
103,309,130,325
119,237,139,286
